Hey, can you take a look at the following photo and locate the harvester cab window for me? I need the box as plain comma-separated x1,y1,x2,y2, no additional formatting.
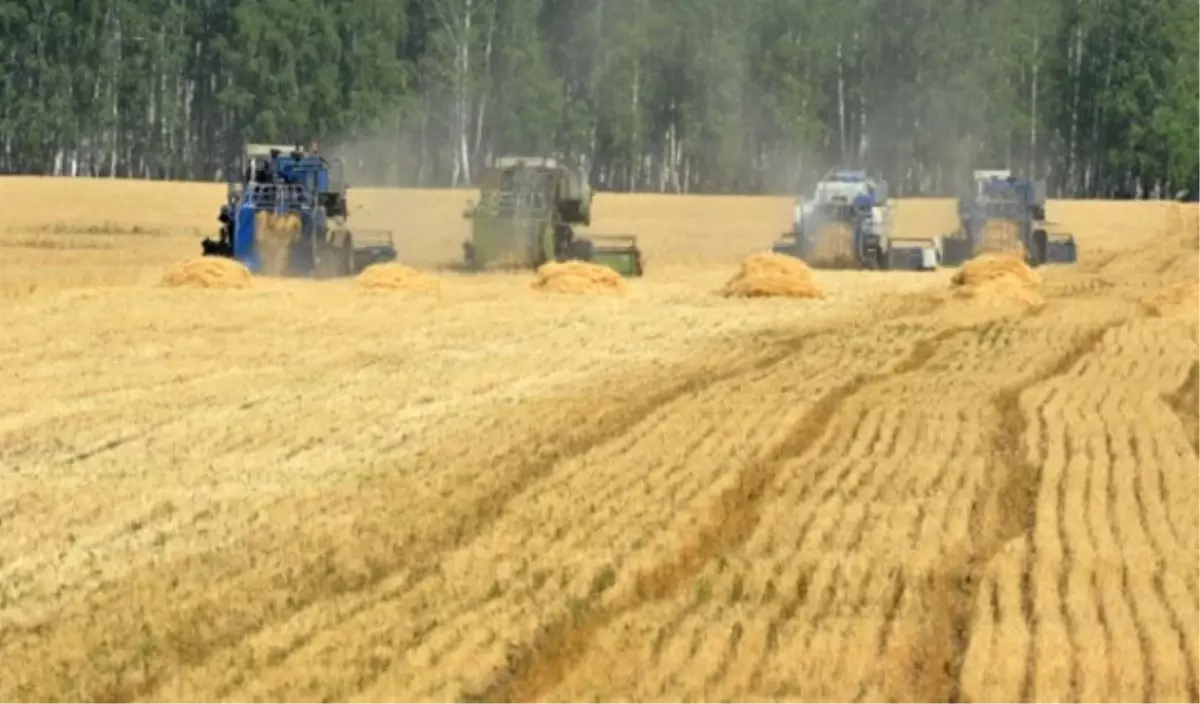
254,155,279,184
254,158,269,184
266,150,282,183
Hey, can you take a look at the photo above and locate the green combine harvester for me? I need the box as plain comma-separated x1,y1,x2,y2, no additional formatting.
461,155,644,276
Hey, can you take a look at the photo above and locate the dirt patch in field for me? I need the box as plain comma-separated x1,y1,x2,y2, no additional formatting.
530,261,628,296
719,252,823,299
160,257,253,289
356,263,442,293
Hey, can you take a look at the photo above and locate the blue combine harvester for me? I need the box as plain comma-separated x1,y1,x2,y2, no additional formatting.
941,169,1077,267
202,142,397,276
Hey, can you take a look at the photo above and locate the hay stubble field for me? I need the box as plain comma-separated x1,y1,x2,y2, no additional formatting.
0,176,1197,702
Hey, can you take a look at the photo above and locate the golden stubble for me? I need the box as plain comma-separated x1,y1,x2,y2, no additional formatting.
0,176,1195,702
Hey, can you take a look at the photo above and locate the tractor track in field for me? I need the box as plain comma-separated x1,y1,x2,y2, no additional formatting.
24,297,948,703
102,315,915,703
1165,361,1199,456
471,323,980,704
215,308,940,701
107,329,838,702
459,300,940,526
889,316,1133,704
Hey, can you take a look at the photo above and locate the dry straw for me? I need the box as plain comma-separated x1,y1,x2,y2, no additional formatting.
255,212,302,276
160,257,253,289
719,251,823,299
530,260,629,296
806,221,859,269
949,252,1044,308
355,263,442,293
979,219,1027,258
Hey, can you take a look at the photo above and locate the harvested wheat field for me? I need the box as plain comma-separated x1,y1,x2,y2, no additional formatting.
0,176,1197,703
356,263,442,293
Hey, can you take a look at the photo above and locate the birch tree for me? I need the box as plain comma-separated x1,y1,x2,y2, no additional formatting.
0,0,1192,198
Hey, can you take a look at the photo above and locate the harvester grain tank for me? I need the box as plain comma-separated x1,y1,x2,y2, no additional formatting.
772,168,939,271
941,169,1077,267
202,143,397,276
460,155,644,276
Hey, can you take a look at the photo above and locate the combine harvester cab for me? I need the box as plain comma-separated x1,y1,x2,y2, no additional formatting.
942,169,1077,268
460,155,644,276
772,168,938,271
202,142,397,277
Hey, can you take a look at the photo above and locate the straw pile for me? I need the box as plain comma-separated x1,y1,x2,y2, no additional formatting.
719,252,822,299
952,253,1041,288
355,263,441,293
530,261,629,296
949,253,1044,308
160,257,253,289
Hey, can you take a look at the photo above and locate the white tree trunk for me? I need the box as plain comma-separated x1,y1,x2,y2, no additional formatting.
473,2,495,164
630,56,640,192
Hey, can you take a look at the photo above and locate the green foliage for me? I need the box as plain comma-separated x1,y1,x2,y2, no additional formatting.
0,0,1194,197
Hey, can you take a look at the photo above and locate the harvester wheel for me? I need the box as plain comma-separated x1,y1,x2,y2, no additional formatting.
201,237,230,257
314,245,342,278
568,237,595,263
1030,229,1049,267
553,224,572,260
341,231,354,275
313,229,352,277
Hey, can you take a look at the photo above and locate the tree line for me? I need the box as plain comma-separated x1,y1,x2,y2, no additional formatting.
1,0,1196,198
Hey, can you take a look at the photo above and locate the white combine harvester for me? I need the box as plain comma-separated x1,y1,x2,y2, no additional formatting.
772,168,939,271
